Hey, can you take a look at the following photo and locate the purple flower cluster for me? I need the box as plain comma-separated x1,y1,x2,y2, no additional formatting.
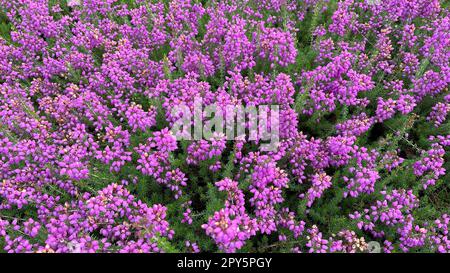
1,183,172,253
0,0,449,253
136,129,187,198
351,189,450,253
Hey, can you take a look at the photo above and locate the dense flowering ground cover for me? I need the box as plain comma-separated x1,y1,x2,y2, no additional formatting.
0,0,449,253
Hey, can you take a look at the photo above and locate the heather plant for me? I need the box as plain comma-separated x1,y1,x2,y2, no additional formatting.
0,0,449,253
